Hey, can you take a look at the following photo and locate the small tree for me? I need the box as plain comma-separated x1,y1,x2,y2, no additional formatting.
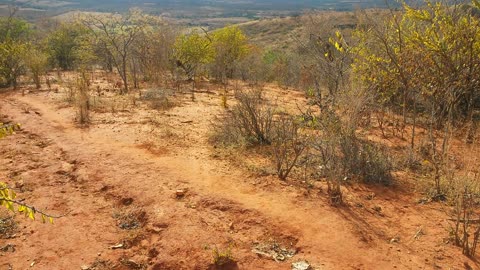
173,31,213,99
45,22,88,71
300,14,353,111
131,24,177,85
0,15,30,89
26,47,48,89
0,16,30,43
81,9,155,94
0,39,28,89
210,26,249,84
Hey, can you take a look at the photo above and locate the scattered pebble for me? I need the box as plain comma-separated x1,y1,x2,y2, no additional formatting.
292,260,311,270
176,189,186,198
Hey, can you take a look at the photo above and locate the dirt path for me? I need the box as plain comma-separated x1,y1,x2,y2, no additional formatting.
0,90,464,269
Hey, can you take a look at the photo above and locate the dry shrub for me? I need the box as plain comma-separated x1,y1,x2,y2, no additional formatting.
211,245,236,270
337,88,392,185
212,88,274,146
120,257,147,269
221,88,228,109
61,72,91,124
313,88,392,204
0,215,16,239
113,207,147,230
141,88,175,110
211,113,244,146
355,141,393,185
235,49,269,86
75,73,90,125
447,175,480,257
397,148,423,172
272,114,307,180
88,259,114,270
64,83,76,104
89,96,127,114
320,122,392,186
465,113,479,144
313,112,346,205
233,88,274,145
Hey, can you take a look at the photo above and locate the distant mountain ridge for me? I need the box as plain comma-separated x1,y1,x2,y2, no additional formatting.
1,0,397,12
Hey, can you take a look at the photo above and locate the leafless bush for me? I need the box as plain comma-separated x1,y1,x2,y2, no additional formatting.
233,88,274,145
417,122,452,201
358,142,393,184
397,148,423,172
313,110,347,204
141,88,175,110
75,73,90,125
337,88,392,185
235,50,269,86
212,88,274,146
323,123,392,185
448,175,480,257
210,114,243,146
272,114,307,180
314,137,343,204
313,106,393,204
466,112,479,144
272,53,302,89
64,83,76,104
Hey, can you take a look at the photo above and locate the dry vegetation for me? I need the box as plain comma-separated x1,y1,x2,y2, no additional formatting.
0,1,480,270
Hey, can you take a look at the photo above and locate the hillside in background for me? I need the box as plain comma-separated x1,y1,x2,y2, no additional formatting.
237,10,357,50
1,0,396,11
0,0,397,22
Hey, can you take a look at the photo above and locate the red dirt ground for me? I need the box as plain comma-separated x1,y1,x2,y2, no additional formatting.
0,74,478,270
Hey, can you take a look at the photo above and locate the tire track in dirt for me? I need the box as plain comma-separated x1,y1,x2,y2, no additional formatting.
2,93,427,269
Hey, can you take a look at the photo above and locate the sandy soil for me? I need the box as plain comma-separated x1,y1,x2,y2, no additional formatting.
0,76,478,270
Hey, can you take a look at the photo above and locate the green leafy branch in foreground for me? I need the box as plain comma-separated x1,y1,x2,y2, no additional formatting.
0,122,60,223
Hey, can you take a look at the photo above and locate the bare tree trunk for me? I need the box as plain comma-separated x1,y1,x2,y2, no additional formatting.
191,68,196,101
132,58,138,89
402,88,407,139
466,92,476,144
411,91,417,150
121,55,129,94
191,75,196,101
13,78,18,91
33,73,41,90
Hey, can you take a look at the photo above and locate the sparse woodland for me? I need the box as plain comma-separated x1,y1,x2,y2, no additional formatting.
1,0,480,268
